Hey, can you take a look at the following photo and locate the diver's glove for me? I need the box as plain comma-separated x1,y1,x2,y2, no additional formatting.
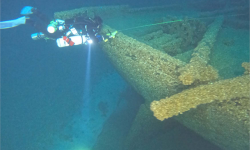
20,6,35,15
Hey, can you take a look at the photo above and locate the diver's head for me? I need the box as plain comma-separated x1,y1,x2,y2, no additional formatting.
93,16,103,25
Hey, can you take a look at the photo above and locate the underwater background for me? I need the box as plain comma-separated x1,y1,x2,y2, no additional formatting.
1,0,249,150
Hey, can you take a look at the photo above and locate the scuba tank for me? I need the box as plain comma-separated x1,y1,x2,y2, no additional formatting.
56,35,88,47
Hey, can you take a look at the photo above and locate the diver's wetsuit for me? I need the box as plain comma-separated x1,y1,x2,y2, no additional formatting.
26,9,62,39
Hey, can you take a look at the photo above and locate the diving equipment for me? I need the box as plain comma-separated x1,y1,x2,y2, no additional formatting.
31,32,46,40
47,20,58,33
70,28,78,35
56,19,65,31
106,31,118,38
96,35,104,42
56,35,88,47
47,19,65,33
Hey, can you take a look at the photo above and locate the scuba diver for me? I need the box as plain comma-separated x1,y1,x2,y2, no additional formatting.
0,6,117,47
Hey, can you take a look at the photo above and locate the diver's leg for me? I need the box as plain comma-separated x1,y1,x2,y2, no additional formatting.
26,19,48,35
0,16,27,29
32,8,51,24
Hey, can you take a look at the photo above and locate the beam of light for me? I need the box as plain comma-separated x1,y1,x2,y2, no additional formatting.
82,44,91,116
87,39,93,44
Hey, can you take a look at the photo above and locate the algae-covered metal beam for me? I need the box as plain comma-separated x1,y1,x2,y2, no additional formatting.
199,5,249,18
54,4,184,20
178,16,223,85
54,5,129,20
54,4,249,20
127,4,181,13
174,63,250,150
151,74,250,121
100,25,186,102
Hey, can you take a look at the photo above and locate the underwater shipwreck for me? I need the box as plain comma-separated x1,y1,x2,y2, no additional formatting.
54,3,249,150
